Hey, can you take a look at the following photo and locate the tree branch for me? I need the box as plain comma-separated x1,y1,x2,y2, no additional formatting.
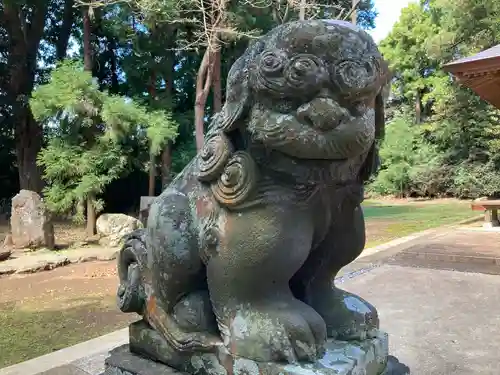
56,0,76,60
343,0,361,22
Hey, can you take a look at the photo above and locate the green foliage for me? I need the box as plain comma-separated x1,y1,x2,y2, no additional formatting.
31,60,178,220
377,0,500,199
368,114,445,197
452,162,500,199
37,140,127,222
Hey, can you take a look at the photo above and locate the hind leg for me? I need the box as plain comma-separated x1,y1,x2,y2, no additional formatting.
291,203,379,341
143,190,220,351
207,206,326,363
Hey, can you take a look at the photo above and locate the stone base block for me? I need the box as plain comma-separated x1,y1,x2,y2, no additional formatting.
103,324,409,375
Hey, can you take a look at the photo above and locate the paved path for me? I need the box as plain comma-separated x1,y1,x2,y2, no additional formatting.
0,329,127,375
2,226,499,375
343,264,500,374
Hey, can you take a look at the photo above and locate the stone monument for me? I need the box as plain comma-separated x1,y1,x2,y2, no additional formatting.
10,190,55,250
106,20,408,375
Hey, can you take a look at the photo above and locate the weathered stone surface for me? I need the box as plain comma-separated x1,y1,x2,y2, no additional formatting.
104,345,182,375
12,251,69,273
10,190,55,249
0,246,118,275
138,196,156,226
3,233,13,248
112,19,400,375
0,248,12,262
0,261,16,275
38,364,90,375
65,246,118,263
106,329,395,375
97,214,143,247
1,234,14,262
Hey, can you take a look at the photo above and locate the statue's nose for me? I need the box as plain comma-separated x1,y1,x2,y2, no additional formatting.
296,97,348,131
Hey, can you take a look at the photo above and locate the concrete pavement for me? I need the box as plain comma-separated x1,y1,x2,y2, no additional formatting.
343,264,500,374
0,329,128,375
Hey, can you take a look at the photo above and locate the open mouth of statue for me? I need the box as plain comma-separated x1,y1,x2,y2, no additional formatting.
249,98,375,162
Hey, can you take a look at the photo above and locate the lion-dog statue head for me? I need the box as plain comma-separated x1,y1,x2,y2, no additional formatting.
197,20,390,211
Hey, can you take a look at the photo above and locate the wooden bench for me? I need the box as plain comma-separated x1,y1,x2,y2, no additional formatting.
471,198,500,227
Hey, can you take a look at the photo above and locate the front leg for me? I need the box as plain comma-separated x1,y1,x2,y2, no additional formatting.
206,206,327,363
291,201,379,341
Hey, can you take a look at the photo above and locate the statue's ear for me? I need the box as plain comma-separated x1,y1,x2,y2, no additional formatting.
374,91,385,141
218,55,251,132
359,90,386,183
218,40,265,132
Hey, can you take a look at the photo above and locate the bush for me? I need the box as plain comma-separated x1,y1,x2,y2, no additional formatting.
368,115,446,197
451,162,500,199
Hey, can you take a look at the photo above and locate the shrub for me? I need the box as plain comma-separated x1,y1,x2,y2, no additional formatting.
368,115,446,197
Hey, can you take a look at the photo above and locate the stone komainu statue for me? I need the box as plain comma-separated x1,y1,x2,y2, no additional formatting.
117,19,391,374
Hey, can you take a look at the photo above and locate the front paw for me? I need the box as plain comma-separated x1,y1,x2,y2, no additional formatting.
219,300,326,363
325,289,379,341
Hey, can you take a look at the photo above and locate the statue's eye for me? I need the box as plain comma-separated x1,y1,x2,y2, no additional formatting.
332,59,377,94
285,55,325,88
283,55,328,95
259,50,287,76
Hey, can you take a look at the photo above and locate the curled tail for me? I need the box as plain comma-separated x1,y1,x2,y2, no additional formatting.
117,228,222,353
117,229,148,314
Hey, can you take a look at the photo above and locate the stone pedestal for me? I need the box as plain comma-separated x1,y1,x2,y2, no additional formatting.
103,323,409,375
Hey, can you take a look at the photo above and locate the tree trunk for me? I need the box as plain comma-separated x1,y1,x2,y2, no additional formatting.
212,50,222,113
148,68,157,196
82,6,96,236
161,41,176,190
109,38,119,93
15,110,43,193
86,195,96,238
351,0,358,24
299,0,306,20
148,152,156,196
4,1,49,194
56,0,76,61
161,144,172,190
83,7,93,71
415,89,422,124
195,48,215,150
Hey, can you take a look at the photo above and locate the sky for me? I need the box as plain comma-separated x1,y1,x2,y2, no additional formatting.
368,0,417,43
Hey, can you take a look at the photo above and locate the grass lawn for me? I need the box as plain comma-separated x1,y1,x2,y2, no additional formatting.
0,262,137,368
0,199,479,368
363,199,478,247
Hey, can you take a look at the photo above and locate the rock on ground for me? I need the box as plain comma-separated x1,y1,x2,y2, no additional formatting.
10,190,55,249
96,214,143,247
0,248,11,262
1,234,13,261
0,246,118,275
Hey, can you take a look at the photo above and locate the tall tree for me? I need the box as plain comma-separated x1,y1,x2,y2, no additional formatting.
371,0,500,198
2,0,76,194
3,1,49,193
31,60,178,234
81,4,97,234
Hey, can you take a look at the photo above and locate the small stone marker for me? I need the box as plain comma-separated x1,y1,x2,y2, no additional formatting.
10,190,55,250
